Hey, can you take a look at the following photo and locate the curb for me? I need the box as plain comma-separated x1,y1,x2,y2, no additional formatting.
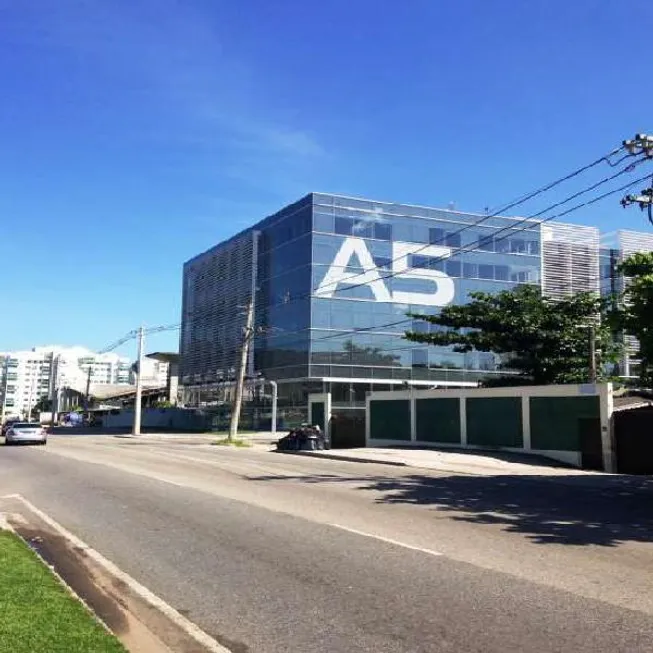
278,450,409,467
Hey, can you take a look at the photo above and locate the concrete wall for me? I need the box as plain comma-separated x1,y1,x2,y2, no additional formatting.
366,384,615,471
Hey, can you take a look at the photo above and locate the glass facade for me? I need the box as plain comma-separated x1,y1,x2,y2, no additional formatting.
306,193,542,385
181,192,627,424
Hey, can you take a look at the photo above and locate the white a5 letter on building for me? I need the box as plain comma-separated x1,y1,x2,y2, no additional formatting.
315,237,455,307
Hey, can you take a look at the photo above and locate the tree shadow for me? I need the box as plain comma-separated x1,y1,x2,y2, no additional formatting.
249,471,653,547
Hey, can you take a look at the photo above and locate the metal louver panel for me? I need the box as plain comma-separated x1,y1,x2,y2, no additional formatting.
541,222,600,300
615,230,653,375
180,231,258,384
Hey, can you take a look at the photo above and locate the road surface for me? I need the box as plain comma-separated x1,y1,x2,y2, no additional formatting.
1,435,652,652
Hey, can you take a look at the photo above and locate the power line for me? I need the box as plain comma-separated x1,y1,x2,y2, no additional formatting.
317,159,647,300
98,330,139,354
313,144,634,298
240,172,652,354
172,165,653,359
147,145,651,364
486,145,627,213
176,143,636,331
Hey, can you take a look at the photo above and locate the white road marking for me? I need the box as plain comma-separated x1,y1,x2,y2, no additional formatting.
1,493,231,653
330,523,443,557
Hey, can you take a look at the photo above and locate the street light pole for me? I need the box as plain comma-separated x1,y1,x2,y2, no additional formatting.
133,325,145,436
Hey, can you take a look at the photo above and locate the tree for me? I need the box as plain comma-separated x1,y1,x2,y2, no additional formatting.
612,252,653,385
32,396,52,413
405,284,617,385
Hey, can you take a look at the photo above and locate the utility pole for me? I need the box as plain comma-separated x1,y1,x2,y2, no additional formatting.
49,353,59,429
26,373,36,421
84,365,92,412
621,134,653,224
229,297,254,442
133,325,145,436
588,324,597,384
0,356,8,425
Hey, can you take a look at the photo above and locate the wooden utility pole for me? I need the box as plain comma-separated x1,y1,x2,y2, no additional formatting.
84,365,92,411
229,297,254,442
133,325,145,436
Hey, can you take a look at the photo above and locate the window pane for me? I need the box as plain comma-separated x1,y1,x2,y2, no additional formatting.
412,255,444,271
352,220,373,238
313,212,334,233
446,260,461,277
445,232,461,248
495,238,511,253
495,265,509,281
463,262,478,278
479,264,494,280
335,217,353,235
429,228,445,245
477,235,494,252
374,222,392,240
412,349,428,367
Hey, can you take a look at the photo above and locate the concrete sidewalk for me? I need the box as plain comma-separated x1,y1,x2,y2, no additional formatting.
112,431,279,444
282,446,609,478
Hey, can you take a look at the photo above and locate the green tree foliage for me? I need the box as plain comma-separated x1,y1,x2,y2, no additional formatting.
612,251,653,385
405,285,617,385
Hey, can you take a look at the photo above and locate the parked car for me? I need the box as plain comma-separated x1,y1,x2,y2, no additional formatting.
4,422,48,445
1,419,19,437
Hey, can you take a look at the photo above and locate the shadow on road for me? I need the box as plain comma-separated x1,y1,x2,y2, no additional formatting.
250,471,653,547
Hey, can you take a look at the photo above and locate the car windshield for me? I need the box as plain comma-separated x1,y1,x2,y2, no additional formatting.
12,423,41,429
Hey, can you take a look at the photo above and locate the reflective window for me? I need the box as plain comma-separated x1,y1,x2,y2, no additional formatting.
463,262,477,278
429,227,445,245
374,222,392,241
313,212,334,232
477,235,494,252
351,220,373,238
446,260,462,277
412,349,428,367
495,265,510,281
411,255,445,271
479,264,494,280
335,216,353,236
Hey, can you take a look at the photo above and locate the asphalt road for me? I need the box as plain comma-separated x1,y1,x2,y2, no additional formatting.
1,435,653,652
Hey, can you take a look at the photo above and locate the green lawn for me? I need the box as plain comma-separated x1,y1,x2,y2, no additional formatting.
0,531,126,653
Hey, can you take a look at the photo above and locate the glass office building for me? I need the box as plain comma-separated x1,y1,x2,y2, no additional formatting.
180,192,608,426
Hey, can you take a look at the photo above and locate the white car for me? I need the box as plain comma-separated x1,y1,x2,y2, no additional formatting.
4,422,48,445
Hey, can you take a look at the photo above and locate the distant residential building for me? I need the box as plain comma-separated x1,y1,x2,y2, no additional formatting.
0,346,132,420
133,357,169,388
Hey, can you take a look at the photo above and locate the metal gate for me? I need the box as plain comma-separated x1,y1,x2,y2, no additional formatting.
615,407,653,474
329,408,366,448
579,417,603,471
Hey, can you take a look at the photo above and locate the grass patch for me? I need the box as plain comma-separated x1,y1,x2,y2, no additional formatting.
0,530,126,653
212,437,252,447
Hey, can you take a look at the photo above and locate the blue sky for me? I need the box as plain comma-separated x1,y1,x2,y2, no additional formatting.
2,0,652,358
